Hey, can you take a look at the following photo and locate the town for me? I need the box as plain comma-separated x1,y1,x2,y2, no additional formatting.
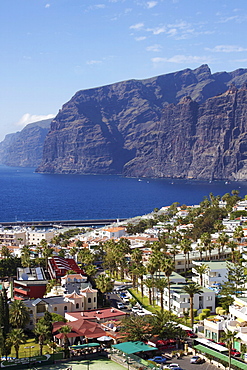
1,191,247,370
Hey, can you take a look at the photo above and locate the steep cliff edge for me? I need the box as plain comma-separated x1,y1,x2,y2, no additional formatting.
0,119,51,167
34,64,247,180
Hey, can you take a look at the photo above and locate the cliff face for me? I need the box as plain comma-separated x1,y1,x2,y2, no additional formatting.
0,119,51,167
35,64,247,180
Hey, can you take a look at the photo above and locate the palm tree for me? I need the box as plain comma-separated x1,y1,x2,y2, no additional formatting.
161,257,175,312
1,245,11,259
193,263,209,286
7,329,26,358
169,244,179,264
146,259,159,305
227,240,238,263
221,330,238,370
144,278,153,305
95,274,114,305
59,325,71,358
21,245,31,267
182,281,202,328
200,232,211,260
35,320,50,355
233,226,244,244
180,239,192,276
154,278,168,311
9,300,30,329
136,263,146,297
217,232,229,258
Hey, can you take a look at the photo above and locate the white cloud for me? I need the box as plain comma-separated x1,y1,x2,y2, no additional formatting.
146,1,158,9
151,54,211,64
94,4,106,9
146,44,162,52
16,114,55,128
205,45,247,53
147,26,166,35
167,28,177,37
234,58,247,62
135,36,147,41
130,23,144,30
86,60,102,65
45,4,50,8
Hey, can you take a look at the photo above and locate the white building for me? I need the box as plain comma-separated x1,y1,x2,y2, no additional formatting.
24,287,98,329
0,228,26,246
143,273,216,318
192,261,232,288
99,226,126,239
27,229,55,245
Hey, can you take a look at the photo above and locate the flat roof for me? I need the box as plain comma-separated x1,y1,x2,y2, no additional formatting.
194,344,246,370
195,338,228,352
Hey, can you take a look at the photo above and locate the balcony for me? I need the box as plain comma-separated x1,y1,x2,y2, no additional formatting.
229,305,247,322
226,319,247,334
204,318,226,331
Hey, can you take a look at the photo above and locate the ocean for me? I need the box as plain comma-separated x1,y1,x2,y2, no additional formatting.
0,165,247,223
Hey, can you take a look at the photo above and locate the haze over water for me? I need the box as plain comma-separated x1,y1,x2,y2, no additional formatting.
1,166,247,223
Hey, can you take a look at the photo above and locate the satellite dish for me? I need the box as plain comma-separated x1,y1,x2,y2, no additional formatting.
21,273,29,280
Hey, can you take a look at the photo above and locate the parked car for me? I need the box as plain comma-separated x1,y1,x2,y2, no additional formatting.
122,297,129,304
186,330,197,338
119,292,127,297
148,356,167,364
169,363,179,368
190,356,204,364
231,349,241,357
116,302,125,309
132,306,140,313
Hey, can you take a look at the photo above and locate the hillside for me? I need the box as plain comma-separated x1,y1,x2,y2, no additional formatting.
36,65,247,180
0,119,51,167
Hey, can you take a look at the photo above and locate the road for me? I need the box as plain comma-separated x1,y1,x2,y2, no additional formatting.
109,286,224,370
164,356,221,370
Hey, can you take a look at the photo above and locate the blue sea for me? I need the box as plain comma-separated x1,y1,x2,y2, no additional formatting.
0,165,247,222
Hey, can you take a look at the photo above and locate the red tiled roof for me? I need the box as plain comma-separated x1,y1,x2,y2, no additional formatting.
53,319,106,339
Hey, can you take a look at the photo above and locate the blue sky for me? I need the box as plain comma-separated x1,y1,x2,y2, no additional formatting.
1,0,247,141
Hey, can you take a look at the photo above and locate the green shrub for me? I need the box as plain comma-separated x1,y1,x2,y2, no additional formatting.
198,313,207,321
216,306,223,314
218,309,226,316
202,309,211,317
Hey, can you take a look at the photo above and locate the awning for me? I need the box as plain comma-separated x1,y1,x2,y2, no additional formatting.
194,344,246,370
112,341,157,354
70,343,100,349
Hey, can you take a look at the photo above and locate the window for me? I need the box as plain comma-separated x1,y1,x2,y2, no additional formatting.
82,303,83,307
76,303,79,309
207,296,212,301
64,306,67,311
88,298,91,303
37,304,46,313
54,307,57,312
94,297,96,302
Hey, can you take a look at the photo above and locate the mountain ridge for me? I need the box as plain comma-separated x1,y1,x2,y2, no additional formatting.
36,64,247,180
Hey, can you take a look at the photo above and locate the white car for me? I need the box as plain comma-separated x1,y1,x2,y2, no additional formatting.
117,302,125,309
131,306,140,313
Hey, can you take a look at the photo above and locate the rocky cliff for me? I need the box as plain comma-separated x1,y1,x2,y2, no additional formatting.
34,65,247,179
0,119,51,167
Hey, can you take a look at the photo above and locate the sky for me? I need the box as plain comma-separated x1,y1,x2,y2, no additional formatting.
1,0,247,141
